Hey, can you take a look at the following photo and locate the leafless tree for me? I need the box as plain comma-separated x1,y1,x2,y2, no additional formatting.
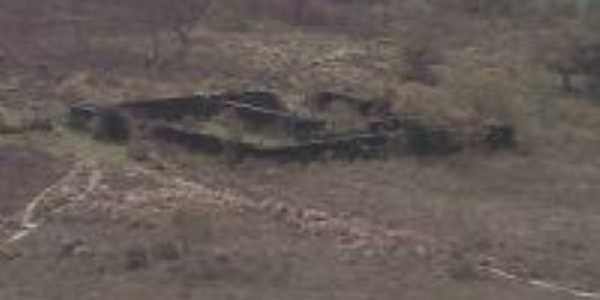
139,0,213,69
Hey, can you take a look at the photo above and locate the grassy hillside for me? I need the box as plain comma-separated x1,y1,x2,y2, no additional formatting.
1,1,600,299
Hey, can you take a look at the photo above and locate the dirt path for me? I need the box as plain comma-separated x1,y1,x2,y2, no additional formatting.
1,160,102,257
1,158,598,299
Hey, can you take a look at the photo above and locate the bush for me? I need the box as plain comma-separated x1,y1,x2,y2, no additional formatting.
151,241,181,261
28,117,53,132
405,124,462,156
401,37,443,86
0,113,12,134
0,110,24,134
483,123,516,150
576,42,600,94
542,23,600,94
459,0,520,16
127,139,151,162
432,0,534,17
124,244,149,271
0,109,52,134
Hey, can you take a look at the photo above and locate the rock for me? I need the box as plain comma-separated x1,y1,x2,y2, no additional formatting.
60,238,92,257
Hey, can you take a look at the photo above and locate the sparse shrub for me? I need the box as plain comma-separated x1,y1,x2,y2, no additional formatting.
151,241,181,261
127,139,151,162
576,41,600,96
171,209,216,252
446,65,522,125
589,77,600,102
483,123,516,150
124,244,149,271
0,110,24,134
405,124,435,155
401,37,443,86
542,25,600,94
140,0,213,69
446,251,481,281
461,0,520,16
0,109,53,134
433,0,534,17
28,116,53,132
405,124,462,156
221,142,246,167
0,113,12,134
207,0,387,35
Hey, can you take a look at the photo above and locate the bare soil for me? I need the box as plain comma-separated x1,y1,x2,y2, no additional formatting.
0,146,68,217
0,156,571,300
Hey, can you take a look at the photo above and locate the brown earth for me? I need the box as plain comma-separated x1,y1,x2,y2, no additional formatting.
0,155,572,300
0,146,68,217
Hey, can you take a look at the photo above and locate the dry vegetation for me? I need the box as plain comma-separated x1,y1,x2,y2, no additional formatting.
1,0,600,299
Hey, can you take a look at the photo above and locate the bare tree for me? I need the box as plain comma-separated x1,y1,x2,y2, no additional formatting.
140,0,212,69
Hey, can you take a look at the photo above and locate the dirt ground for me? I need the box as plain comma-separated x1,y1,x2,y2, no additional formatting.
0,146,68,218
0,152,573,300
170,147,600,292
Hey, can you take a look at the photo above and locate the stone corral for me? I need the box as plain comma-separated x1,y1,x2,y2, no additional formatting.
68,91,516,163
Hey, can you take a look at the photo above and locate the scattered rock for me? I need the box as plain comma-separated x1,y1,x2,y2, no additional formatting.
60,238,92,257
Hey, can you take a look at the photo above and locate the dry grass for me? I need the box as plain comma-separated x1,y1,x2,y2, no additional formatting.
2,1,600,299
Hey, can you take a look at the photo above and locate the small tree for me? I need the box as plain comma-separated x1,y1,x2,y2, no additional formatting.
401,36,443,86
141,0,213,69
544,31,600,94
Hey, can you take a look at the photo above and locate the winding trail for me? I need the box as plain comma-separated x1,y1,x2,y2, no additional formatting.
1,160,102,253
478,264,600,299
